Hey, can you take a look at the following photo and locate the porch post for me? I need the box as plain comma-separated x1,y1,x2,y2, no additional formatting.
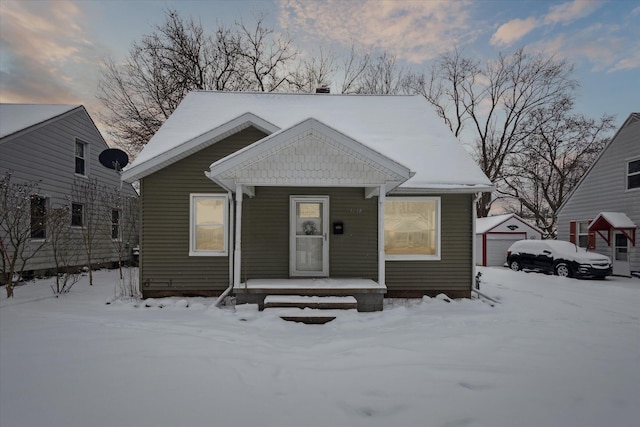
234,184,243,288
378,185,386,286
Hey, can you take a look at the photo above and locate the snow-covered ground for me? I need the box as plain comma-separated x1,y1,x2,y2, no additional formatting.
1,267,638,427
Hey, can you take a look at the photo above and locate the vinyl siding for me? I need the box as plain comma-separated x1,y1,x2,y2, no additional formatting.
0,107,138,272
241,187,378,280
140,127,268,291
556,116,640,271
385,193,473,293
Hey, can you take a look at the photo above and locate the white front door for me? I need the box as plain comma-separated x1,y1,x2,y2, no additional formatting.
612,231,631,276
290,196,329,277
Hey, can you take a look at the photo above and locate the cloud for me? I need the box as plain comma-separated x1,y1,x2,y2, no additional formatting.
531,23,638,73
544,0,605,25
490,17,539,46
0,0,97,104
489,0,606,47
278,0,477,63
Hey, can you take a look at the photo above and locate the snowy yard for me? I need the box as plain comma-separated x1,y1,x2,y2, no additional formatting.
1,267,639,427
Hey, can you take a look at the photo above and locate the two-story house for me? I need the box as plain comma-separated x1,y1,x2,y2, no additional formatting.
557,113,639,277
0,104,138,278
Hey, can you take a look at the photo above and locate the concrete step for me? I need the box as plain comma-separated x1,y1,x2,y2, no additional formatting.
264,295,358,310
265,307,357,324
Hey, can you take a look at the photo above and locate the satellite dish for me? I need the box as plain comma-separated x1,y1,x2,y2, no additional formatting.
99,148,129,171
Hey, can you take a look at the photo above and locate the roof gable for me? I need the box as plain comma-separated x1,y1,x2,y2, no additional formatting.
206,118,412,195
121,112,279,182
476,213,543,235
557,112,640,214
0,104,80,140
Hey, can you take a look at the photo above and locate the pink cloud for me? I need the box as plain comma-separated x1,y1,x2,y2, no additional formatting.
0,0,96,104
544,0,604,25
490,17,539,46
279,0,477,63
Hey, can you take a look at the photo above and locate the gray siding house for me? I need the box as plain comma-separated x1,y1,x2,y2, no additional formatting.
557,113,639,277
122,92,493,310
0,104,138,275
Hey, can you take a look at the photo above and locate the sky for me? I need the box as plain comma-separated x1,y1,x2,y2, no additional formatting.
1,0,639,142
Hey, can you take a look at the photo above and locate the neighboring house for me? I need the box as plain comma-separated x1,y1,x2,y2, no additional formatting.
475,213,543,267
557,113,639,277
121,91,493,310
0,104,139,276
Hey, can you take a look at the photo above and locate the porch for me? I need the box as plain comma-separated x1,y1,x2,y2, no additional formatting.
234,278,386,312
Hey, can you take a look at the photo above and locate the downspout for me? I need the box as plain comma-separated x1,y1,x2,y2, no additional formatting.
214,190,235,308
472,192,481,290
378,184,386,287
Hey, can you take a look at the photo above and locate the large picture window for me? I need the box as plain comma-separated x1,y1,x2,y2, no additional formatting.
384,197,440,260
189,194,228,256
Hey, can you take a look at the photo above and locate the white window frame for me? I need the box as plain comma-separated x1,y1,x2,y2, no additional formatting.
111,208,121,241
71,202,84,228
189,193,229,257
576,220,590,248
626,158,640,191
30,195,48,241
384,196,441,261
75,139,88,177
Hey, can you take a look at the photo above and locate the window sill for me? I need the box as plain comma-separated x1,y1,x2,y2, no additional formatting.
385,254,441,261
189,251,228,257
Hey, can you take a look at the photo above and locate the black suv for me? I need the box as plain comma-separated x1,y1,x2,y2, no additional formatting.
506,240,612,279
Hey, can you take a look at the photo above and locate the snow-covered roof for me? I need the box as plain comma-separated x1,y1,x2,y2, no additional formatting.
590,212,636,230
476,213,543,235
0,104,79,139
123,91,493,192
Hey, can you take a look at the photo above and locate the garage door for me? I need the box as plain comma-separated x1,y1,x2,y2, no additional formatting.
486,235,523,266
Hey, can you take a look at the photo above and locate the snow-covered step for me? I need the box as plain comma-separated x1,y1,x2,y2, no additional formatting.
265,307,357,324
263,295,358,310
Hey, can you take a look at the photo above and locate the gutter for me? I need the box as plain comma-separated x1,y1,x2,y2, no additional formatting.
214,190,235,307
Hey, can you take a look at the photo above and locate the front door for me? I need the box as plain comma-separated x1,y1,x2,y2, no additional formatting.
290,196,329,277
612,231,631,276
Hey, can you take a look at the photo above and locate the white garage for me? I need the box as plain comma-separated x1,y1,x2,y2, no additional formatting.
476,214,544,266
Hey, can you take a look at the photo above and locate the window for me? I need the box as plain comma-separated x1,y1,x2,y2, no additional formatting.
384,197,440,260
189,194,228,256
30,196,47,239
111,209,120,240
75,140,87,176
577,221,590,248
71,203,83,227
627,159,640,190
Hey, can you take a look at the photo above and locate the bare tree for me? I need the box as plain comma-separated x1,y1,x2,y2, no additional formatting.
0,172,48,298
47,205,80,295
72,178,106,286
354,53,413,95
100,187,139,281
237,15,298,92
288,46,337,93
98,10,298,154
338,45,371,94
417,47,581,217
501,104,614,237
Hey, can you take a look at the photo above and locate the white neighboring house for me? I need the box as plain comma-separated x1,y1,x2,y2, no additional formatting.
556,113,639,277
0,104,138,276
475,213,543,267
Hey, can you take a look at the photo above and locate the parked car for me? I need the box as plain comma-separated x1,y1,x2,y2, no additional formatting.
506,240,612,279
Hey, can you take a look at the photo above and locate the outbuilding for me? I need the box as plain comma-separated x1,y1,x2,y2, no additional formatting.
476,213,543,267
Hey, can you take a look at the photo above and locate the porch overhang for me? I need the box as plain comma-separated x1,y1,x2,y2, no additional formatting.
204,117,413,197
588,212,636,246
